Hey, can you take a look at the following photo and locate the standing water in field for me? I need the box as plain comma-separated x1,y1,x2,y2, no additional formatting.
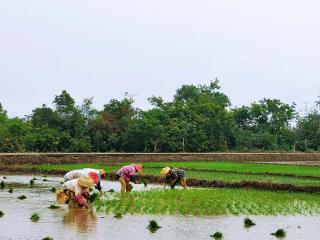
1,175,320,240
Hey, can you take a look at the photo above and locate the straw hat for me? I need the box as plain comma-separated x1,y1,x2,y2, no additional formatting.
77,176,94,188
133,164,143,174
56,189,67,204
160,167,171,176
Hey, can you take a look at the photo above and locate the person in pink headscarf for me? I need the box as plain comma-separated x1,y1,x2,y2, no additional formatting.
116,164,143,192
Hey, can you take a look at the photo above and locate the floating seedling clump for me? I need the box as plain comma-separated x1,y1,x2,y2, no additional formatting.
147,220,161,233
3,176,7,179
30,213,40,222
142,180,148,187
114,213,123,219
48,205,60,209
107,189,115,193
210,232,223,239
17,195,27,200
50,187,56,192
0,211,4,217
271,229,286,238
42,237,53,240
128,183,133,192
0,181,5,189
42,179,48,182
8,188,13,193
244,218,256,227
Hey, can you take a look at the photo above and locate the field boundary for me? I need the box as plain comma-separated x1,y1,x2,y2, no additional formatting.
1,152,320,165
2,166,320,194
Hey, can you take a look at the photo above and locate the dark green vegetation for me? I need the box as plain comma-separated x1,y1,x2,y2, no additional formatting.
50,187,56,192
114,213,122,219
30,179,35,186
0,81,319,153
95,189,320,216
244,218,256,227
0,211,3,217
210,232,223,239
147,220,161,233
48,205,60,209
271,229,286,238
17,195,26,200
8,188,13,193
0,181,5,189
30,213,40,222
89,192,100,203
42,238,53,240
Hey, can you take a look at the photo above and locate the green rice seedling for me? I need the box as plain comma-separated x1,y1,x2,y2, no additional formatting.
147,220,161,233
48,205,60,209
17,195,27,200
271,229,286,238
114,212,123,219
210,232,223,239
30,213,40,222
89,187,93,192
0,211,3,217
42,179,48,182
244,218,256,227
42,175,47,178
32,177,37,180
8,188,13,193
42,237,53,240
89,192,99,203
128,184,133,191
30,179,35,186
3,176,7,179
107,189,115,193
60,181,64,184
50,187,56,192
0,181,5,189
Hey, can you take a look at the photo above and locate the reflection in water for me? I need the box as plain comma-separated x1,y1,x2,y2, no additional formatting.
63,208,97,233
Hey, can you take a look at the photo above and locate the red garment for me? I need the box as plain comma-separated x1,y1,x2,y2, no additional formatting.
88,172,99,185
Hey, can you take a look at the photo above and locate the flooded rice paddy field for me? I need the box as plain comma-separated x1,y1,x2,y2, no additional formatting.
1,175,320,240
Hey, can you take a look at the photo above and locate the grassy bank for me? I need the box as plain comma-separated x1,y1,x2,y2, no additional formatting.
95,188,320,216
21,161,320,187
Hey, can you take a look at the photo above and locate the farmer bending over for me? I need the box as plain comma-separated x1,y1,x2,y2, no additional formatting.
64,168,106,193
116,164,143,192
161,167,187,189
58,176,94,208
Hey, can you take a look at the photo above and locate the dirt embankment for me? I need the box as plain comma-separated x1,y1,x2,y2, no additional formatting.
2,165,320,194
1,152,320,165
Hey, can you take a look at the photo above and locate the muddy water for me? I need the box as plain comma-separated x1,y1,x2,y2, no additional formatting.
1,175,320,240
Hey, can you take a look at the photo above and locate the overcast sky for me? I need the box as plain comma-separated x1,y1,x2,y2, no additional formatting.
1,0,319,117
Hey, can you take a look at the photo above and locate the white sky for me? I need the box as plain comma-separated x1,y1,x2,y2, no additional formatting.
0,0,320,117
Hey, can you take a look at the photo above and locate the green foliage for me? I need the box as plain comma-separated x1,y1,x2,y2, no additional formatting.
210,232,223,239
42,237,53,240
271,229,286,238
50,187,56,192
0,181,5,189
0,83,320,152
8,188,13,193
94,188,320,216
89,192,99,203
30,213,40,222
0,211,3,217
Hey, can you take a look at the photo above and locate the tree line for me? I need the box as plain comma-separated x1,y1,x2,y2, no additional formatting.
0,80,319,152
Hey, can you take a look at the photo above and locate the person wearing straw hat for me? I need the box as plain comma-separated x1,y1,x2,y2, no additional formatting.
59,176,94,208
160,167,187,189
64,168,106,193
116,164,143,192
